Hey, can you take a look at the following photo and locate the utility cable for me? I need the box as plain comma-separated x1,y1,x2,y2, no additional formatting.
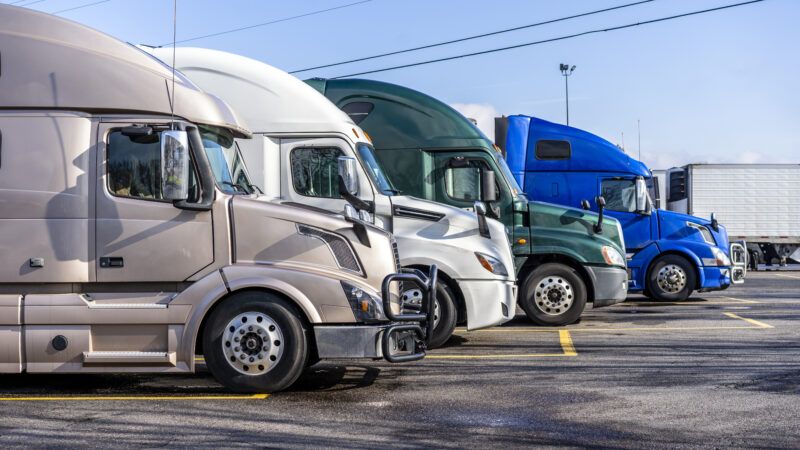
159,0,372,47
290,0,655,74
51,0,111,14
330,0,765,79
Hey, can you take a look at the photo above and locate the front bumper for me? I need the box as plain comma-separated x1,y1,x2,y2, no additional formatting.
458,279,517,330
730,242,747,284
697,265,732,292
313,266,437,363
585,265,628,307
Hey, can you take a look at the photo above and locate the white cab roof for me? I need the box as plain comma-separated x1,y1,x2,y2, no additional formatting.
149,47,360,137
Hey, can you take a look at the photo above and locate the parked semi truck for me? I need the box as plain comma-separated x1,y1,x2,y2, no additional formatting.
0,5,434,392
311,79,628,326
497,115,747,301
148,47,516,347
662,164,800,269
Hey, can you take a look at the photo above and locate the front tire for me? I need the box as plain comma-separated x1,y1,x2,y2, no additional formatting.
647,255,696,301
519,263,587,326
402,281,457,348
203,291,308,393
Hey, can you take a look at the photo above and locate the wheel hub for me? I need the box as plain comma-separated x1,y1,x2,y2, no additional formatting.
656,264,687,293
534,276,574,316
222,312,284,376
402,288,440,328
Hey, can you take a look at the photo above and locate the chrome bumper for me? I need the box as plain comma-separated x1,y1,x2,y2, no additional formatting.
730,241,747,284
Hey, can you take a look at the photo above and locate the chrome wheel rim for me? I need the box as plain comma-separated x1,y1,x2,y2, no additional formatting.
656,264,687,293
222,312,284,376
401,288,440,328
534,276,574,316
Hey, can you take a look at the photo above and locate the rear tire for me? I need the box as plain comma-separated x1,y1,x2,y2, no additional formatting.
647,255,696,301
203,291,308,393
519,263,587,326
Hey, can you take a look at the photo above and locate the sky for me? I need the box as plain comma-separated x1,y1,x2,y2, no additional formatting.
9,0,799,169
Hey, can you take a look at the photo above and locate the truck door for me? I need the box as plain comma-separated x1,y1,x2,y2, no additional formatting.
281,137,375,214
431,150,513,220
96,122,214,282
599,177,653,251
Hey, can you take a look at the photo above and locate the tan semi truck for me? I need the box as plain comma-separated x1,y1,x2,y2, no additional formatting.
0,5,434,393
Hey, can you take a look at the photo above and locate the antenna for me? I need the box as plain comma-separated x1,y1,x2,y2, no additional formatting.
637,119,641,160
170,0,177,130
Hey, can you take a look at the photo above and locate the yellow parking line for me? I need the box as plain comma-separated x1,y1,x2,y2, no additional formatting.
720,296,761,304
0,393,269,401
474,325,764,333
426,330,577,359
774,273,800,280
723,312,774,329
559,330,577,356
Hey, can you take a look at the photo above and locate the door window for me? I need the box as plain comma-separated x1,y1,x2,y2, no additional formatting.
601,179,637,212
444,159,498,202
290,147,344,198
107,130,197,201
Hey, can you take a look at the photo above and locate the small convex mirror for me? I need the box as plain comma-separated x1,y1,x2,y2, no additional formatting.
338,156,359,196
161,130,190,201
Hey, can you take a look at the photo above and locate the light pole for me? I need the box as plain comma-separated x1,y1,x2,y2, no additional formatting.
560,63,576,125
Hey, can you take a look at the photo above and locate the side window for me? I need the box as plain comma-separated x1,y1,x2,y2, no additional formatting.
291,147,344,198
107,131,164,200
444,159,497,202
601,179,637,213
535,140,571,160
107,129,198,201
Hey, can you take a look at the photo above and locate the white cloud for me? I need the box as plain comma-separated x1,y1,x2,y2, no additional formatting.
450,103,499,141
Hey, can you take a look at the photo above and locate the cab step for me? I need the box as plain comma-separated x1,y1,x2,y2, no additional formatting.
82,351,176,365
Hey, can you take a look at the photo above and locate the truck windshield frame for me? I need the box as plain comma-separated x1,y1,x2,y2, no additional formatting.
356,142,397,195
199,125,254,195
492,150,522,199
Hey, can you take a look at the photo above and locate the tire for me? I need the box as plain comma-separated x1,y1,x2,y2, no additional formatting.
519,263,587,326
203,291,308,393
646,255,696,301
402,281,457,349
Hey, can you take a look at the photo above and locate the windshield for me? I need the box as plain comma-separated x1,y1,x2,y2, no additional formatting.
199,125,254,194
356,142,397,195
493,151,524,199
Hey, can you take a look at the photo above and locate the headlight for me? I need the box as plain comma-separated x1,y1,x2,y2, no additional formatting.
475,252,509,276
341,281,385,323
601,246,626,267
703,247,731,267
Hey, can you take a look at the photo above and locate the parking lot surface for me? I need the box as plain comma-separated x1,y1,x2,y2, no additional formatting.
0,271,798,448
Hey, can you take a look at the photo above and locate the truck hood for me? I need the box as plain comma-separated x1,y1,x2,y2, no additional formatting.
656,209,730,250
529,201,625,253
390,195,515,281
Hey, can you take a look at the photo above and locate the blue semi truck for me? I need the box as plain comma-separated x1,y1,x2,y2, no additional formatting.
496,115,747,301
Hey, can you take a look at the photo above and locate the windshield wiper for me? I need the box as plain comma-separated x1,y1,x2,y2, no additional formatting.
220,180,250,194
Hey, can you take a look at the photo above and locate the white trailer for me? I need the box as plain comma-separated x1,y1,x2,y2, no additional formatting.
664,164,800,268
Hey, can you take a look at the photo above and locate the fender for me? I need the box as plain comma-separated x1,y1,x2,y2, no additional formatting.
653,240,707,288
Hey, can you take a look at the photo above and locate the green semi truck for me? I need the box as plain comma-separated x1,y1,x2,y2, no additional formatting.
308,78,629,325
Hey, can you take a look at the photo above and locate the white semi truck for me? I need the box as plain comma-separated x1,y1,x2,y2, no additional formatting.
663,164,800,268
148,47,518,347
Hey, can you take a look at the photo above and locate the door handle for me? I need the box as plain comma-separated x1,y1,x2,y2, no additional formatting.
99,257,124,268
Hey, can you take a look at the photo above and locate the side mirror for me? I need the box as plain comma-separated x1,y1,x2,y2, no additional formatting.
594,196,606,233
710,212,719,231
337,156,359,196
481,170,497,203
473,201,491,239
160,130,190,201
580,199,591,210
635,176,648,213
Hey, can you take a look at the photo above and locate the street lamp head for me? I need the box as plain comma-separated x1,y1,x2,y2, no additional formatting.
570,65,576,73
559,63,568,73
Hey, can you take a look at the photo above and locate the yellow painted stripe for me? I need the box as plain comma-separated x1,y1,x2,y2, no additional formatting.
473,325,765,333
0,393,269,402
559,330,577,356
774,273,800,280
723,312,774,329
720,296,760,304
426,353,569,359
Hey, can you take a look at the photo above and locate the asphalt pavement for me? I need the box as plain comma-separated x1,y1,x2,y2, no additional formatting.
0,271,798,448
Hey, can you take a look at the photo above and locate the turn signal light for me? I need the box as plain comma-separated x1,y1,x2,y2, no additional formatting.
517,238,527,245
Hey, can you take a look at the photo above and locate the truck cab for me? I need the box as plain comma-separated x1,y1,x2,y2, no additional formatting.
311,78,629,326
0,5,433,393
500,115,746,301
149,48,516,348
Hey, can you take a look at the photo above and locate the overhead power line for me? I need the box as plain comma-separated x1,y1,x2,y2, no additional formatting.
13,0,48,7
291,0,655,74
51,0,111,14
330,0,765,79
159,0,372,47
